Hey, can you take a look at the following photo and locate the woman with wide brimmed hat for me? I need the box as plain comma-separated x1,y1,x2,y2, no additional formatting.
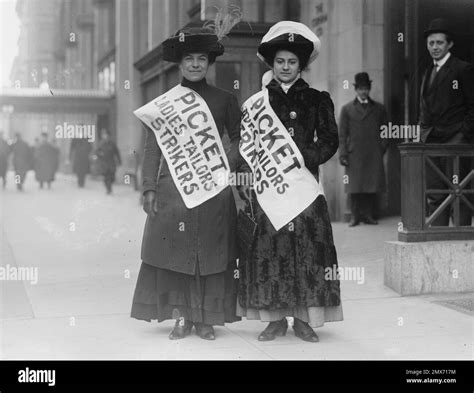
237,21,343,342
131,13,242,341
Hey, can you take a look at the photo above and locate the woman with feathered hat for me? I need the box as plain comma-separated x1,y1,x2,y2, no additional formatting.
237,21,343,342
131,13,242,341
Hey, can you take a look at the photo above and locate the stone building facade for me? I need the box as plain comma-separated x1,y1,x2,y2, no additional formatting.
4,0,473,220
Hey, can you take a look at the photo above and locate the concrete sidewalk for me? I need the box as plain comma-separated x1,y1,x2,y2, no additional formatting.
0,172,472,360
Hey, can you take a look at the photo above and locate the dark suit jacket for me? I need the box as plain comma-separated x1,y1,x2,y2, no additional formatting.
419,54,474,143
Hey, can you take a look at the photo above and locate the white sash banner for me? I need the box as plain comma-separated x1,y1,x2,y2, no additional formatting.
240,89,323,230
134,84,230,208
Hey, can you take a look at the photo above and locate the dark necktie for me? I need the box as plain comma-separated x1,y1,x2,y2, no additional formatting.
428,63,438,88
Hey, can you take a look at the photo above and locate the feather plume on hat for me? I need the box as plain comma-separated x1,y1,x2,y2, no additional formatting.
162,6,242,63
203,5,242,42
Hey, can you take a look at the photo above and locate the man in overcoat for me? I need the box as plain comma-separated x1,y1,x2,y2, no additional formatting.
69,131,92,188
419,18,474,226
95,128,121,194
34,132,59,189
339,72,388,226
0,131,11,189
12,133,33,191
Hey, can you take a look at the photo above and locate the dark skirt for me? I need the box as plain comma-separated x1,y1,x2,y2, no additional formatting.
238,194,342,310
131,259,241,326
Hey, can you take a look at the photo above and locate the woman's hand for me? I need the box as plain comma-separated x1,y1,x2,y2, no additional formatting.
143,190,158,218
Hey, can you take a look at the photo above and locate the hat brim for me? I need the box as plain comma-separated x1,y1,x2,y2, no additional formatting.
353,81,372,87
258,34,314,68
162,34,224,63
423,28,451,39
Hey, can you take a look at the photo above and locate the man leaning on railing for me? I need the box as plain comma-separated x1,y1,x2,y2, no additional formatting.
418,18,474,226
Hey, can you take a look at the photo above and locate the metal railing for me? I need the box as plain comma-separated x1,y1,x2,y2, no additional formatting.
398,143,474,242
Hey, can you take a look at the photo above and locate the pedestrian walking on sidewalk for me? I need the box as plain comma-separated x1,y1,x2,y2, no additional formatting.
0,131,11,189
69,130,92,188
131,16,242,340
236,21,343,343
95,128,121,195
11,133,33,192
34,132,59,189
338,72,388,227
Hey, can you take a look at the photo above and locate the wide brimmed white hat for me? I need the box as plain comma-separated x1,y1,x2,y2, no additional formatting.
257,21,321,68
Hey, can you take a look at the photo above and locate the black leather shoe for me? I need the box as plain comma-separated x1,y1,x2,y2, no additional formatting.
168,319,193,340
293,318,319,343
349,218,360,227
194,323,216,340
362,216,378,225
258,319,288,341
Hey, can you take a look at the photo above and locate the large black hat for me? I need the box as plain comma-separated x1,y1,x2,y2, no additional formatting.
353,72,372,88
423,18,452,39
162,27,224,63
258,34,314,69
257,21,321,68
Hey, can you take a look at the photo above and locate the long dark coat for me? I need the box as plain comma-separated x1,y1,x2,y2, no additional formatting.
34,143,59,182
338,98,388,194
140,77,241,276
0,139,11,177
95,139,121,175
69,138,92,176
419,55,474,143
12,139,33,174
238,78,342,310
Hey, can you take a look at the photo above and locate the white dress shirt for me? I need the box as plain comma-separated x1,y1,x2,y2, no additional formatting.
433,51,451,71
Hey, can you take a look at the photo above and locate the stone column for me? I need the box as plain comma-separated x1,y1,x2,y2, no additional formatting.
300,0,385,221
114,0,144,186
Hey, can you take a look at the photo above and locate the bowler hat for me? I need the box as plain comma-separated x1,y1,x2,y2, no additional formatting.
162,27,224,63
353,72,372,88
423,18,452,39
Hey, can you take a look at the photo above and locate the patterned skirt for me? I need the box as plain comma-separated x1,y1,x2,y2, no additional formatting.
237,194,343,328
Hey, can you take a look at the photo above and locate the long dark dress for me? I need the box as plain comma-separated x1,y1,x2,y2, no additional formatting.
131,77,241,326
237,78,344,328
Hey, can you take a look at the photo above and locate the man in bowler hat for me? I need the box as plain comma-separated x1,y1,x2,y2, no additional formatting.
419,18,474,226
339,72,388,226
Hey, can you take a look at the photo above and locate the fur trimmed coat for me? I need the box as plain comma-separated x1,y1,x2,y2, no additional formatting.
238,78,342,310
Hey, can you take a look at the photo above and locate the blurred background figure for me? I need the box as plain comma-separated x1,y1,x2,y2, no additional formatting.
339,72,388,227
95,128,121,195
33,137,40,155
34,132,59,189
69,130,92,188
11,133,33,191
0,131,11,189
